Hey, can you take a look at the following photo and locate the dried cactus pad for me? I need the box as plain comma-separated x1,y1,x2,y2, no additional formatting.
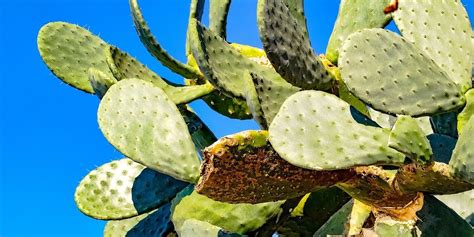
257,0,333,90
74,158,187,220
339,29,465,116
449,116,474,184
98,79,201,183
326,0,392,64
37,22,114,93
269,90,405,171
171,191,283,234
394,0,473,92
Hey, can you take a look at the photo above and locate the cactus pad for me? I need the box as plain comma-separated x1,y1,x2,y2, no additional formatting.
339,29,465,116
98,79,201,182
326,0,392,64
347,200,372,235
374,217,415,237
427,134,456,163
179,219,221,237
171,191,283,234
256,0,333,90
74,158,187,220
393,0,473,92
269,91,405,170
37,22,114,93
436,190,474,226
458,89,474,134
449,116,474,184
209,0,231,38
388,115,432,163
88,68,117,99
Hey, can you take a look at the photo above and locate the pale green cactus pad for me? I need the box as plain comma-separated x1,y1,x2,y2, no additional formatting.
368,107,397,129
458,89,474,134
98,79,201,182
347,200,372,235
129,0,202,79
74,158,187,220
256,0,333,90
388,115,433,163
449,116,474,184
436,190,474,226
394,0,473,92
209,0,231,38
339,29,465,116
269,91,405,170
179,219,221,237
326,0,392,64
88,68,117,99
251,72,300,125
37,22,114,93
172,191,283,234
374,217,415,237
104,203,173,237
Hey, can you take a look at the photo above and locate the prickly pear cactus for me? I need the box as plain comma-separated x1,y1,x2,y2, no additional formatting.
38,0,474,236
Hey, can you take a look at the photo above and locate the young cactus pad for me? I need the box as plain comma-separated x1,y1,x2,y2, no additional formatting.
38,0,474,236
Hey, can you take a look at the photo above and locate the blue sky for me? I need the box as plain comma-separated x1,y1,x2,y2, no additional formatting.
0,0,472,236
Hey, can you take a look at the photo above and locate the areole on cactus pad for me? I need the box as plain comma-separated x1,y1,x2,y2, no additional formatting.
38,0,474,236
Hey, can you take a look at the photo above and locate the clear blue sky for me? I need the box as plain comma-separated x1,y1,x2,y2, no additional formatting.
0,0,472,236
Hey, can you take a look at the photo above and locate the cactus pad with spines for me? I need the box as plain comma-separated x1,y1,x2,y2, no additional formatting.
257,0,333,90
457,89,474,134
449,116,474,184
340,28,465,116
98,79,201,182
269,91,405,170
326,0,392,64
87,68,116,99
179,219,222,237
393,0,473,92
38,22,114,93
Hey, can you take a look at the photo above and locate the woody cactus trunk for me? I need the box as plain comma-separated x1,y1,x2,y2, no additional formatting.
37,0,474,236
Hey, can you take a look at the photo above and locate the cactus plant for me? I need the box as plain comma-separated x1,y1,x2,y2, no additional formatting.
38,0,474,236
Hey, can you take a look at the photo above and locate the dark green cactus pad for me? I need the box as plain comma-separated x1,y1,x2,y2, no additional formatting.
256,0,333,90
388,115,433,163
171,191,283,234
269,91,405,171
200,90,253,119
458,89,474,134
129,0,202,79
436,190,474,227
312,200,353,236
178,106,217,154
449,116,474,184
251,73,300,125
281,0,309,38
37,22,114,93
430,112,459,139
326,0,392,64
74,158,187,220
196,130,354,203
104,203,173,237
394,0,473,92
416,195,474,236
88,68,117,99
427,134,456,164
340,28,465,117
393,162,474,194
242,73,268,129
209,0,231,39
98,79,201,183
374,217,415,237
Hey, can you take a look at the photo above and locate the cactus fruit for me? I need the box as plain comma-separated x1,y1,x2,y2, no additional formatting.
38,0,474,236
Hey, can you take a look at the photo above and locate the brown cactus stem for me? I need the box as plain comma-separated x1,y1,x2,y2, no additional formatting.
393,162,474,194
337,166,419,211
195,130,356,203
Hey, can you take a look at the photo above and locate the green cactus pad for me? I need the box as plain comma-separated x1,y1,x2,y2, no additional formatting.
326,0,392,64
256,0,333,90
458,89,474,134
251,73,300,125
269,91,405,171
107,47,214,104
431,112,459,138
98,79,201,182
243,73,268,129
427,134,456,164
436,190,474,226
388,115,433,163
281,0,308,37
129,0,202,79
88,68,117,99
179,219,221,237
449,116,474,184
189,20,286,99
374,217,415,237
339,29,465,116
37,22,114,93
393,0,473,92
74,158,187,220
393,162,474,194
417,195,474,236
104,203,173,237
347,200,372,235
172,191,283,234
313,200,353,236
179,106,217,153
368,107,397,129
209,0,231,38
